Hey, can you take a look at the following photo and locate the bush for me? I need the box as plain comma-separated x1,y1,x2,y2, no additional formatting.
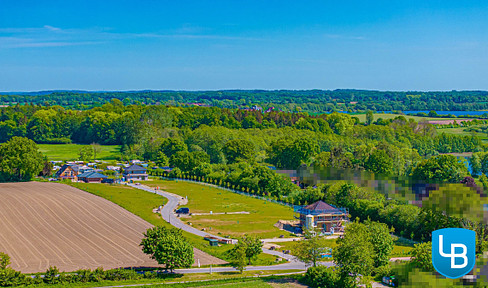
303,266,340,288
43,266,60,284
0,268,27,287
374,265,392,280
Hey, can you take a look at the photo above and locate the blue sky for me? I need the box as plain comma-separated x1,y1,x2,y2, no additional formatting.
1,1,488,91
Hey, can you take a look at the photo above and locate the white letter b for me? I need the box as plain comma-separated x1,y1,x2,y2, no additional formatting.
439,235,468,269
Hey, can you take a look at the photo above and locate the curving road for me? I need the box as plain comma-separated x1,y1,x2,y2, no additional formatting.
127,183,311,273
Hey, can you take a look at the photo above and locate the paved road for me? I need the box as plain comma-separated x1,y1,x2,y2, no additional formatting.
127,184,306,271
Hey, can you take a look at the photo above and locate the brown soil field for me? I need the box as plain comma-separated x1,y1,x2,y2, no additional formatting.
0,182,224,273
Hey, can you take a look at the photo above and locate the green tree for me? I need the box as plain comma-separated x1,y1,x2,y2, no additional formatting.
412,154,468,183
410,242,434,272
160,138,187,158
155,151,169,167
364,149,393,175
292,229,331,267
231,235,263,265
326,112,355,135
169,151,193,171
223,139,255,163
140,226,194,272
0,253,10,270
0,137,44,182
333,221,375,278
79,145,94,162
267,137,318,169
366,110,374,125
365,220,394,267
304,266,346,288
229,243,247,274
470,152,482,176
91,143,102,160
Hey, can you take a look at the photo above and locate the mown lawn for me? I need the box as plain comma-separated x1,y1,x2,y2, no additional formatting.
141,179,296,239
68,182,167,225
66,182,283,266
38,144,121,161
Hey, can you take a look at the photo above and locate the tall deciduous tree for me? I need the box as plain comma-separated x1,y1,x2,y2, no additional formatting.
78,145,93,161
229,244,247,273
292,229,331,267
160,138,187,158
0,137,44,182
412,154,468,183
140,226,194,272
223,139,255,163
366,110,374,125
267,137,318,169
411,242,434,272
333,221,375,279
365,220,394,267
230,235,263,265
364,149,393,175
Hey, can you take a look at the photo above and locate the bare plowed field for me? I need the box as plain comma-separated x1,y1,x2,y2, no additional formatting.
0,182,223,273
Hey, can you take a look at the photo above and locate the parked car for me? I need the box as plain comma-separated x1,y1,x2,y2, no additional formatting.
102,178,115,184
175,207,190,214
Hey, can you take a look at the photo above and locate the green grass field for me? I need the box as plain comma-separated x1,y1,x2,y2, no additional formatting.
68,182,168,225
66,182,282,266
38,144,121,161
436,126,488,143
140,179,296,239
353,113,461,123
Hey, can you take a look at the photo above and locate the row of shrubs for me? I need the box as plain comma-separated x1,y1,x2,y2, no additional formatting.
0,266,177,287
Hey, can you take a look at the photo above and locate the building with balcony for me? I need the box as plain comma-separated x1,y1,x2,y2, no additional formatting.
123,164,148,181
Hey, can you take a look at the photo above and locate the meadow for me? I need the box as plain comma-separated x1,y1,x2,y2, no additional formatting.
68,182,282,266
353,112,462,123
436,126,488,143
38,144,121,161
140,179,296,239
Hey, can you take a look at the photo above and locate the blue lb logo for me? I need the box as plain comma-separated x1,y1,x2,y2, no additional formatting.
432,228,476,279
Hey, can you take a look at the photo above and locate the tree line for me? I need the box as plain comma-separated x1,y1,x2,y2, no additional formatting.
3,90,488,113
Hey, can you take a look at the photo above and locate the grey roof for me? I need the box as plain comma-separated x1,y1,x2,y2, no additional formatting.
77,171,107,179
55,164,80,176
124,164,146,172
304,201,341,212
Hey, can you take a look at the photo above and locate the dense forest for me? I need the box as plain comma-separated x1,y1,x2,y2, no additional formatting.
2,90,488,113
0,100,483,158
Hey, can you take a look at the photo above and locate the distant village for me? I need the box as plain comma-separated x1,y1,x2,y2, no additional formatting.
52,160,164,183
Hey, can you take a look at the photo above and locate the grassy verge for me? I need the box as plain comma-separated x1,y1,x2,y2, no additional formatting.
38,144,121,161
268,238,413,258
140,179,296,239
18,271,303,288
65,182,283,266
